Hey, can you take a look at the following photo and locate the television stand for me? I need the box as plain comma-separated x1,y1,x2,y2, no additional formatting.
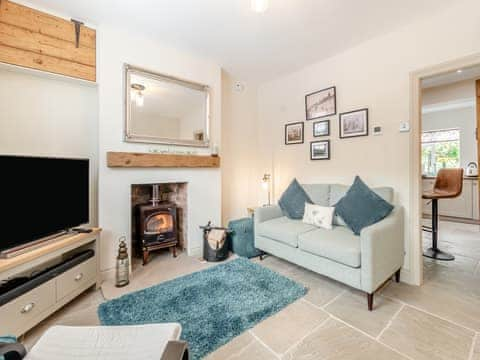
72,228,93,234
0,228,101,337
0,231,72,259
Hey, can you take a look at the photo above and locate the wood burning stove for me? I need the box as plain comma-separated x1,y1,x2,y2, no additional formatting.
135,185,178,265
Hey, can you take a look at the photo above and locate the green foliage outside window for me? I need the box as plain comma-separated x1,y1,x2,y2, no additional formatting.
421,129,460,176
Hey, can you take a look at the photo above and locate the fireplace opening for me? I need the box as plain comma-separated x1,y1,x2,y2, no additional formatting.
131,183,187,265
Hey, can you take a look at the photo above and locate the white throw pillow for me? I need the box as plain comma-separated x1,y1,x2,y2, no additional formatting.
302,203,335,230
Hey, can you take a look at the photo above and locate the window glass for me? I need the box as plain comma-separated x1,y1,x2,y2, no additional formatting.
421,129,460,176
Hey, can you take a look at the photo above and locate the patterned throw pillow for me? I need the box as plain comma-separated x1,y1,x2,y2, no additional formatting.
303,203,335,230
278,178,313,219
334,176,394,235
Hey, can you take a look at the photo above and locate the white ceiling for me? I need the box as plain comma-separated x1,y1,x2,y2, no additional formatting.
23,0,457,82
422,64,480,88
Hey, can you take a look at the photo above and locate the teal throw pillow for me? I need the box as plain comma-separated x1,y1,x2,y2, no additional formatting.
278,178,313,219
334,176,393,235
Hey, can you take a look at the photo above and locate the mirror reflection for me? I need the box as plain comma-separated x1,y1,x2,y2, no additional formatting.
125,65,210,147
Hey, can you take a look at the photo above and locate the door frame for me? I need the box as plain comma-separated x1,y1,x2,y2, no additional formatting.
409,53,480,286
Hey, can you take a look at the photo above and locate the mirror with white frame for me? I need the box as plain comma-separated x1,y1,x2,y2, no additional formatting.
124,65,211,147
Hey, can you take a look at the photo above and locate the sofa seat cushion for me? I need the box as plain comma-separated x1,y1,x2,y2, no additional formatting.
256,216,316,248
298,226,361,268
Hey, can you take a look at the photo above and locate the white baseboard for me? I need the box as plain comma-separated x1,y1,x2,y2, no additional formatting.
100,267,116,283
399,268,416,285
188,246,202,258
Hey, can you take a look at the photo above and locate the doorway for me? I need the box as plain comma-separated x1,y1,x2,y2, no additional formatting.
410,55,480,285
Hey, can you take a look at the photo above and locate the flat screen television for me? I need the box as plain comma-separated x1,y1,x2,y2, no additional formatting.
0,155,89,254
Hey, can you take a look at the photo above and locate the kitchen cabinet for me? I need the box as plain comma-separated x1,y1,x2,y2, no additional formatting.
473,181,479,220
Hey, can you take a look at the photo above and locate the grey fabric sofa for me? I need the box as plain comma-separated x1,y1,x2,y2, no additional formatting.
254,183,404,310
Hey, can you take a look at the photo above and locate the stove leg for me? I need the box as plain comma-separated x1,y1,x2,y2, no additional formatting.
142,250,149,265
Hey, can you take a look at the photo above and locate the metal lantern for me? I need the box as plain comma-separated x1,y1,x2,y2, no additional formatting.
115,236,130,287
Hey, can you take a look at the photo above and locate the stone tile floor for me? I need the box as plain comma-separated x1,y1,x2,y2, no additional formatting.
22,220,480,359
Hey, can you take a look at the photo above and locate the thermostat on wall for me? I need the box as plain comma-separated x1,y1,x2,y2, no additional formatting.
373,126,382,135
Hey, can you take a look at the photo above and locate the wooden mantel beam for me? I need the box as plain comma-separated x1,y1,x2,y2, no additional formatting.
107,152,220,168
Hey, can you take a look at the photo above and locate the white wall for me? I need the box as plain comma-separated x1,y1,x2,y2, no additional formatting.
97,26,222,272
221,72,262,224
0,66,99,226
423,79,476,105
256,0,480,283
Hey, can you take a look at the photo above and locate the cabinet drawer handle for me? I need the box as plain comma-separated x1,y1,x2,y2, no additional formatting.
21,302,35,314
74,273,84,281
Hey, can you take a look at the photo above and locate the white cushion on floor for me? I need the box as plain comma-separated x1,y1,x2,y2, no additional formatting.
25,323,181,360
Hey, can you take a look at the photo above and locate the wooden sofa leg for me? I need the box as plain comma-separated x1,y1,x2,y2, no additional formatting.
367,293,374,311
395,268,401,283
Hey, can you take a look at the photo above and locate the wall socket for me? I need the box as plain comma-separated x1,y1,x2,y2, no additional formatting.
373,126,382,135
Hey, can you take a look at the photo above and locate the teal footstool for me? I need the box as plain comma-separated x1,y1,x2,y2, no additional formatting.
228,217,262,258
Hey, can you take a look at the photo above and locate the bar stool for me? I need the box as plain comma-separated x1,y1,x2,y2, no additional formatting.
422,168,463,261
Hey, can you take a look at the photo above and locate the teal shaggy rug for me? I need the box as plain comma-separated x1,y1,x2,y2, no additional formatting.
98,258,306,359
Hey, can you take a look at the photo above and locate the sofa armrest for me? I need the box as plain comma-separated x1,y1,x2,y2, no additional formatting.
360,206,405,293
254,205,283,224
0,342,27,360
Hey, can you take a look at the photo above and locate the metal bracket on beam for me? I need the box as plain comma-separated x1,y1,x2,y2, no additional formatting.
71,19,84,48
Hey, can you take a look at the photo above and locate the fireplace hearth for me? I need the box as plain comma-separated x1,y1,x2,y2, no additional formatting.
132,183,187,265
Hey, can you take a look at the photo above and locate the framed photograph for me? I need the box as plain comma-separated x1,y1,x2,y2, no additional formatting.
339,108,369,138
305,86,336,120
313,120,330,137
310,140,330,160
285,122,304,145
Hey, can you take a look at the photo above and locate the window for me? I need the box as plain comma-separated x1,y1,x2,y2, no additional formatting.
421,129,460,176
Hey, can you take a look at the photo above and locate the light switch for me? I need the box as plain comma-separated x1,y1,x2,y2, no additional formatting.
399,122,410,132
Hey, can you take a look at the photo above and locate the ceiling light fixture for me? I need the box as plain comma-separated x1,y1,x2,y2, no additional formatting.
456,69,463,74
131,83,146,107
251,0,269,13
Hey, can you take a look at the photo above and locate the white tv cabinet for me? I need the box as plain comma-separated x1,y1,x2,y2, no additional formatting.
0,229,101,337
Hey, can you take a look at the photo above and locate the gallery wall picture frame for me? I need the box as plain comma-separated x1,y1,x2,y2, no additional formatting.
305,86,336,120
313,120,330,137
285,122,304,145
310,140,330,160
339,108,369,139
